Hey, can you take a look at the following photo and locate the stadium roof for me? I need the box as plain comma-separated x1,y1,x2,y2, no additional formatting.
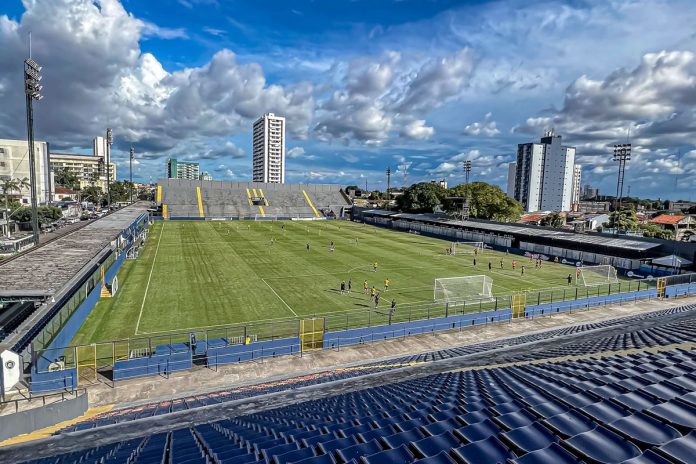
362,210,662,252
0,204,148,296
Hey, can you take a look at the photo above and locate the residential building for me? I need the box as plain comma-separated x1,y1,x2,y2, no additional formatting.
200,171,212,181
667,200,696,212
511,131,576,212
583,184,599,200
50,152,116,191
53,186,77,201
506,162,516,198
577,201,611,213
431,179,448,189
167,159,200,180
649,214,693,240
571,164,581,209
0,138,51,204
584,213,610,231
252,113,285,183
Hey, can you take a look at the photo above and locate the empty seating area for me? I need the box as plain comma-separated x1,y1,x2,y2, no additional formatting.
59,304,696,433
0,301,36,343
159,179,351,219
20,347,696,464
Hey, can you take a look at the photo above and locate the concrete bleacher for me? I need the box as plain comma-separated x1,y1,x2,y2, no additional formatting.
159,179,351,219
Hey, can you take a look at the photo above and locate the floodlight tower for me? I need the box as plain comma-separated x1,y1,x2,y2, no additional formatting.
385,167,392,210
462,160,472,220
129,146,134,204
24,56,43,246
613,143,631,211
106,128,113,208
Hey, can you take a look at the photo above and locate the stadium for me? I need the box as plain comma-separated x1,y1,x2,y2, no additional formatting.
1,180,696,464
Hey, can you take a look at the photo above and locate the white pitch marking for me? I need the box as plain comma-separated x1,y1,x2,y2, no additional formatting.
262,278,298,317
135,222,164,334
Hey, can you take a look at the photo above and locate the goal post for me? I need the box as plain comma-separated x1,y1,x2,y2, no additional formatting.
579,265,619,286
254,214,277,221
434,275,493,304
451,241,484,255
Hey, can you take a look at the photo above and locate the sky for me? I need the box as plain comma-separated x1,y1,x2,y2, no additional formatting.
1,0,696,199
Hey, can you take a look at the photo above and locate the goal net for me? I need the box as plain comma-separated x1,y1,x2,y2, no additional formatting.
579,265,619,286
434,275,493,304
451,241,484,255
254,214,277,221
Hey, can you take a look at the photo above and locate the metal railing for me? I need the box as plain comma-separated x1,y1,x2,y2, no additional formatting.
0,387,86,415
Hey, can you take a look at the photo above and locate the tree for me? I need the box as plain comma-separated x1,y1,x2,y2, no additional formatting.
444,182,523,222
53,167,80,190
397,182,448,213
13,206,63,225
607,209,638,230
639,223,675,240
2,177,30,236
81,186,104,205
540,212,564,228
138,189,154,201
109,181,131,203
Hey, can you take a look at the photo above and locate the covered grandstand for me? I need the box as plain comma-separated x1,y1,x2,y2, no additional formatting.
158,179,351,219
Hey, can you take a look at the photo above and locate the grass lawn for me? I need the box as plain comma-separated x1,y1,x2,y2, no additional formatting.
72,220,624,344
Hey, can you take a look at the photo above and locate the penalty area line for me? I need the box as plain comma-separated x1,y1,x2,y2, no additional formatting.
135,222,164,335
262,278,299,318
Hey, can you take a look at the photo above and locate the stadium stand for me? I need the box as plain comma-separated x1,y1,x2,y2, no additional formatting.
10,345,696,464
159,179,350,219
57,304,696,431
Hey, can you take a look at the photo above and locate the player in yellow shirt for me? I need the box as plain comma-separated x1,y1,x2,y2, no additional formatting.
373,262,378,272
363,280,369,294
384,278,390,292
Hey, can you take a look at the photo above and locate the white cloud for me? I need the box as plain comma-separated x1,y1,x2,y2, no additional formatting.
463,112,500,136
287,147,305,158
402,120,435,140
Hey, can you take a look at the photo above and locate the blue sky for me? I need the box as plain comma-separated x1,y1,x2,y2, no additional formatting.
1,0,696,199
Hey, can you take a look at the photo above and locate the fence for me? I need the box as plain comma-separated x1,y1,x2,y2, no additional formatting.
31,274,696,386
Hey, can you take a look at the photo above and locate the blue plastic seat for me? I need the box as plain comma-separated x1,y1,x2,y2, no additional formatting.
451,435,516,464
421,418,462,437
335,439,383,463
608,411,681,447
361,445,416,464
454,418,501,443
287,454,335,464
531,400,569,419
413,450,456,463
510,443,580,464
647,399,696,432
581,400,631,423
494,409,537,430
272,446,316,464
542,410,595,438
410,431,462,458
564,425,641,464
656,431,696,464
611,391,660,412
316,436,359,454
643,381,688,401
501,422,558,453
381,429,426,449
618,449,673,464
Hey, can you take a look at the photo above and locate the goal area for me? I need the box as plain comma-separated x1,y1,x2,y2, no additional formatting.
434,275,493,304
579,265,619,286
451,241,484,255
254,214,278,221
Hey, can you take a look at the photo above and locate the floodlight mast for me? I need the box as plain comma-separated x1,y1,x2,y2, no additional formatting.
462,160,472,220
106,128,113,208
129,146,134,204
385,166,391,211
613,143,631,212
24,55,43,246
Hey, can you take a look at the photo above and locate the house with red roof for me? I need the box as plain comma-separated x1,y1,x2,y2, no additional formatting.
649,214,693,240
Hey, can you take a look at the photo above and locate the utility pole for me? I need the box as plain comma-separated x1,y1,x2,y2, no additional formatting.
106,128,113,208
129,146,134,204
24,52,43,246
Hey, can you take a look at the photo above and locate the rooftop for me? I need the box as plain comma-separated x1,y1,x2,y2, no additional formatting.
649,214,687,225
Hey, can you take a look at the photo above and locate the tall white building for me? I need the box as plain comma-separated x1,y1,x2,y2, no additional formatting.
571,164,582,209
167,159,199,180
0,138,51,204
252,113,285,183
506,162,517,198
511,132,576,212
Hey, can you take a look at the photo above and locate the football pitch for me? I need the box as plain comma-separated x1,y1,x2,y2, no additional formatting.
73,220,586,344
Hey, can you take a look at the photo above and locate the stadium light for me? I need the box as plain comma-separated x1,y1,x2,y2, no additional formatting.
612,143,631,212
129,146,134,204
386,167,391,211
462,160,472,186
106,128,113,208
24,55,43,246
462,160,472,220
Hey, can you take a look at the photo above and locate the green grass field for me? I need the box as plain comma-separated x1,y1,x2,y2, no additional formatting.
71,220,610,345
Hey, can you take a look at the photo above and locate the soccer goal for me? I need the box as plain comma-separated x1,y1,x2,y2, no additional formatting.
451,241,484,255
254,214,277,221
434,275,494,304
579,265,619,286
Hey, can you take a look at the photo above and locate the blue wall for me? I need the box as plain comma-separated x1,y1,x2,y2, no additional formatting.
207,337,301,367
113,347,192,381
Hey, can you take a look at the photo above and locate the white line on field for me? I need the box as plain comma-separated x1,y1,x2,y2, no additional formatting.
135,222,164,335
261,278,298,317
